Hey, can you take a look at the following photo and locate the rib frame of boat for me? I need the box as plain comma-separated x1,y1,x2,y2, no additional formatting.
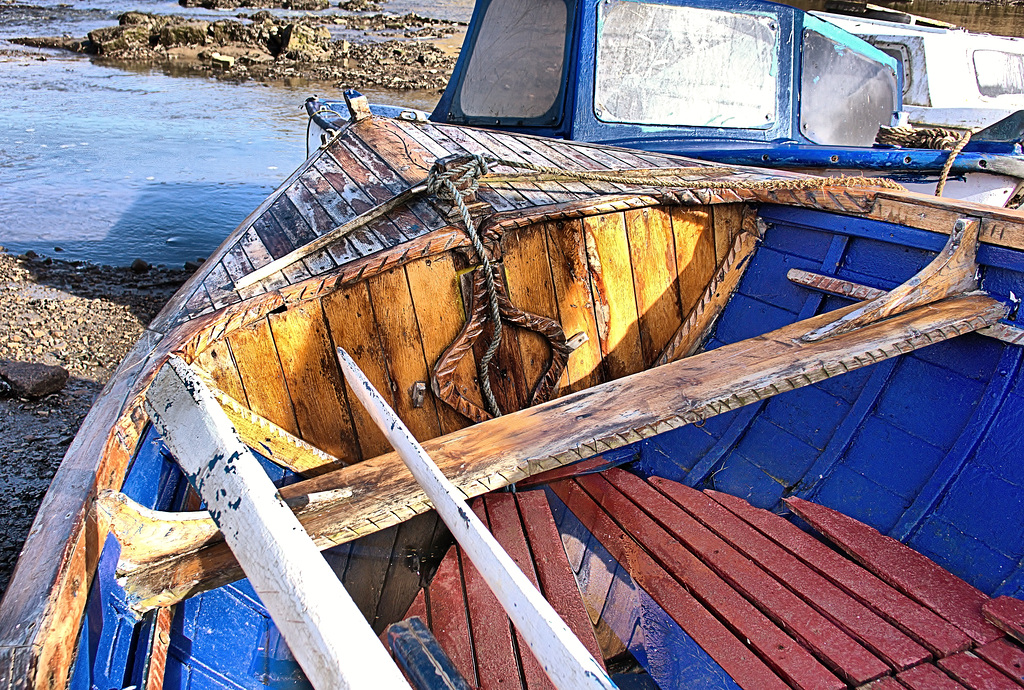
6,110,1024,688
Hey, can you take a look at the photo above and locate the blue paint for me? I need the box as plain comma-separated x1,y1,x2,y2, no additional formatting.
387,617,472,690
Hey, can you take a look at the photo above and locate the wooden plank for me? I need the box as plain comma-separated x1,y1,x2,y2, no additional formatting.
342,525,399,627
707,489,971,657
120,294,1006,609
501,223,566,393
552,478,794,690
603,470,887,685
516,491,605,668
785,497,1003,645
426,544,478,687
985,598,1024,645
653,481,928,671
337,350,614,690
712,204,745,265
141,606,173,690
582,212,644,380
268,300,361,464
405,255,478,434
372,512,443,635
671,208,718,317
143,357,409,690
974,639,1024,686
322,282,397,460
898,662,970,689
939,652,1022,690
367,267,444,441
227,319,301,437
865,676,906,690
544,220,605,392
578,473,843,689
193,340,246,405
486,494,552,690
624,207,682,366
461,499,524,690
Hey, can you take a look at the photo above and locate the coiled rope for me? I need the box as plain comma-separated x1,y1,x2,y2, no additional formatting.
425,154,903,416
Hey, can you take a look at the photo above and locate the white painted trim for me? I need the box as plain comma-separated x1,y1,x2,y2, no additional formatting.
336,347,618,690
144,356,410,690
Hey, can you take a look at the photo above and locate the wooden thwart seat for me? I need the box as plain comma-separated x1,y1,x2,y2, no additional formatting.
394,491,604,690
548,469,1024,690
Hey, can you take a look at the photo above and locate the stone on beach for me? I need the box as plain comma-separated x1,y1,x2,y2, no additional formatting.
0,360,69,399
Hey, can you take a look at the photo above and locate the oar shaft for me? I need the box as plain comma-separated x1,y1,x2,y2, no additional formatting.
336,347,616,690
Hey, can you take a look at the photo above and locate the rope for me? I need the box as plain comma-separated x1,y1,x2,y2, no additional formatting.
935,130,972,198
427,155,505,417
424,153,905,417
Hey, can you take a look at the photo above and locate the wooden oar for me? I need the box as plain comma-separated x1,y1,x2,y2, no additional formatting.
335,346,617,690
144,356,410,690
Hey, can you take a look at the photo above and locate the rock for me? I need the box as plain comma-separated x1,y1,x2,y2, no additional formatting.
87,25,151,55
0,361,69,399
130,258,150,273
210,52,235,69
282,0,330,9
276,23,331,60
158,21,210,47
183,260,203,272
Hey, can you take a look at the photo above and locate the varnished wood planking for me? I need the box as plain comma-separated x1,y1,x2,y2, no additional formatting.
354,117,436,182
322,143,409,246
670,208,718,316
227,318,301,437
404,254,476,435
712,204,746,265
322,283,395,460
367,266,443,441
268,300,361,464
583,212,644,380
501,223,567,393
193,340,246,406
545,220,606,392
624,207,682,366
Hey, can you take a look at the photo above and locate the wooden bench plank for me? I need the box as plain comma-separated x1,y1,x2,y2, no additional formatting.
985,598,1024,645
654,480,928,671
426,544,478,687
939,652,1022,690
552,478,793,690
708,490,971,657
786,497,1002,645
573,474,843,690
516,491,605,667
974,639,1024,686
605,470,888,685
898,663,969,689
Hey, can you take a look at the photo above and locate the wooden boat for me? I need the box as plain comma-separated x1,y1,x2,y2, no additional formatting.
308,0,1024,207
5,96,1024,689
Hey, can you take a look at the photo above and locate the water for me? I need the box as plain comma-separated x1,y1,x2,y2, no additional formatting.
0,0,471,267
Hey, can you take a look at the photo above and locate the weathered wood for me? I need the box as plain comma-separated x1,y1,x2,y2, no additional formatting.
654,230,758,366
427,541,478,686
335,347,616,690
583,212,644,379
385,617,473,690
553,478,795,690
707,489,971,657
141,606,173,690
652,479,929,671
144,356,409,690
119,294,1006,609
802,217,980,342
624,206,682,366
227,319,302,437
786,496,1003,644
984,597,1024,645
939,652,1022,690
974,638,1024,685
898,662,970,689
578,473,843,689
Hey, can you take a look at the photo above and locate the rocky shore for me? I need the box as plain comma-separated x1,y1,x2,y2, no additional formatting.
15,9,464,90
0,250,189,595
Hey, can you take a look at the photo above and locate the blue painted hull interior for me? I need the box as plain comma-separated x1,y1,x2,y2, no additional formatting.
65,199,1024,688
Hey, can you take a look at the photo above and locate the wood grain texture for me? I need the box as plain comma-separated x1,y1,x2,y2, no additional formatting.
624,207,682,366
670,207,718,318
227,318,301,437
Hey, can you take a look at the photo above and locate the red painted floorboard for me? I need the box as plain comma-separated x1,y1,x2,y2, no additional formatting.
974,639,1024,687
985,598,1024,646
707,489,971,657
939,652,1022,690
898,663,969,689
785,497,1002,645
653,479,929,671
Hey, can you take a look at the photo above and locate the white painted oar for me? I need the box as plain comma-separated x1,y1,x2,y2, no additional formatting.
144,356,410,690
335,347,617,690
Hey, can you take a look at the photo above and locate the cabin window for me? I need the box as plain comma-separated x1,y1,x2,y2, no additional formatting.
593,0,779,128
800,29,898,146
452,0,570,123
973,50,1024,98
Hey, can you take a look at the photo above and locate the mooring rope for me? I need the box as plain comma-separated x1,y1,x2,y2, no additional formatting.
935,131,972,199
424,153,904,417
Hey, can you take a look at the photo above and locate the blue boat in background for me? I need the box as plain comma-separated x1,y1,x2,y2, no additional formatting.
309,0,1024,207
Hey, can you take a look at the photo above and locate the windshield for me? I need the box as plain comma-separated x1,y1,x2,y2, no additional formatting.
974,50,1024,98
594,0,779,128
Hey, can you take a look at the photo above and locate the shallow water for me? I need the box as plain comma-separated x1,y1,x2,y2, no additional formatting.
0,0,470,266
